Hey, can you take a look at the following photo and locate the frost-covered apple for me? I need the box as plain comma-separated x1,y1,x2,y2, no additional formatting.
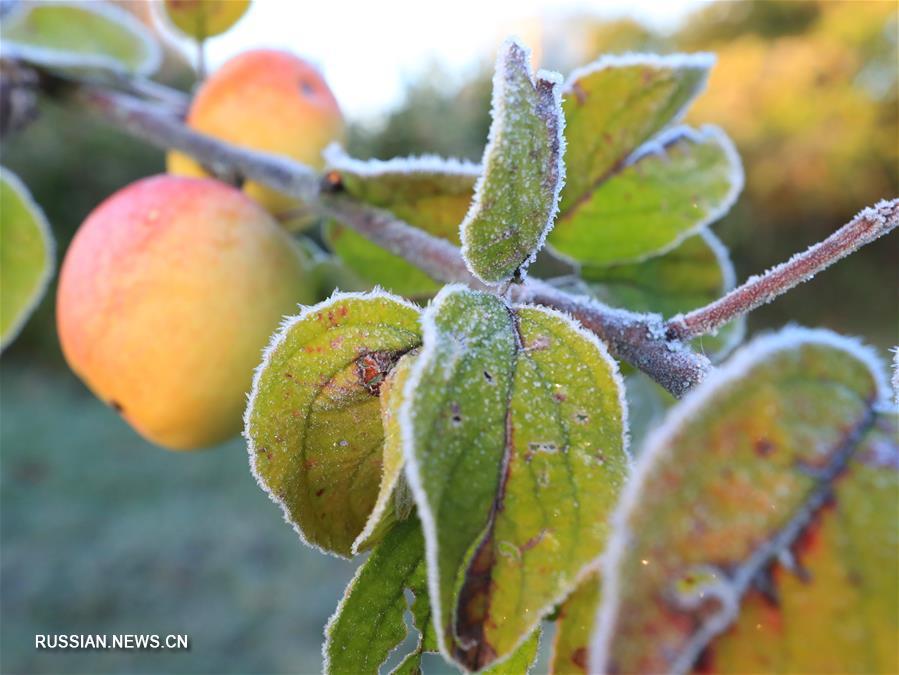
57,175,313,450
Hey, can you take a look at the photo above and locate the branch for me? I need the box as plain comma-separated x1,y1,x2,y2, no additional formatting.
667,199,899,341
0,60,727,396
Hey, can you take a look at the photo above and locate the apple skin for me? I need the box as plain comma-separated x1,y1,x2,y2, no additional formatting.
57,175,313,450
167,49,345,225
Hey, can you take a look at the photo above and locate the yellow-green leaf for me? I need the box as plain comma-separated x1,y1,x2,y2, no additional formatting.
245,292,421,558
551,125,742,266
324,516,426,675
401,286,627,670
460,39,565,284
551,571,601,675
559,53,713,218
0,166,55,351
592,328,892,674
161,0,250,41
1,1,161,75
704,411,898,674
323,148,478,297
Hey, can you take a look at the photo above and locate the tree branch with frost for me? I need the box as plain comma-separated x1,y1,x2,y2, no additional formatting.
666,199,899,341
4,59,894,399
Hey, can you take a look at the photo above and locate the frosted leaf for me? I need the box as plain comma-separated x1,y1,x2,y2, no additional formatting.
244,291,421,558
460,39,566,285
324,517,427,675
1,1,161,76
592,327,893,674
559,52,714,218
551,124,743,266
400,286,627,670
551,569,602,674
323,146,479,296
0,166,55,351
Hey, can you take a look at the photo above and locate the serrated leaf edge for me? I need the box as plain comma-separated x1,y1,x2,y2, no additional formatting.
399,284,629,671
590,326,890,673
1,0,162,76
242,288,421,560
459,38,567,285
0,166,56,351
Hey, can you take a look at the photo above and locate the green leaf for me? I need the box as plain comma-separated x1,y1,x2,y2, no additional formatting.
559,53,713,219
706,411,898,674
550,570,601,675
0,167,55,351
592,328,893,674
351,351,418,554
1,1,161,76
324,222,441,298
460,39,565,285
324,517,426,675
551,124,742,266
481,628,541,675
401,286,627,670
323,147,477,297
580,229,744,360
161,0,250,41
245,292,421,557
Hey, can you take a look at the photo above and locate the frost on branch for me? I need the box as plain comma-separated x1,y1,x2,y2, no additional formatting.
550,124,743,266
460,39,566,285
323,146,478,296
400,286,626,670
0,1,161,76
592,328,895,674
577,229,745,361
0,166,56,351
243,291,421,558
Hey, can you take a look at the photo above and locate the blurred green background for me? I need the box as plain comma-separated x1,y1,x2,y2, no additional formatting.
1,1,896,673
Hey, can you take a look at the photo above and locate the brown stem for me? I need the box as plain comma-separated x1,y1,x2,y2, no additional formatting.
667,199,899,341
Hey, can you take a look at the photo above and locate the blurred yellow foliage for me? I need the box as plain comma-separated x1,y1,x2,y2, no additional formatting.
685,1,897,222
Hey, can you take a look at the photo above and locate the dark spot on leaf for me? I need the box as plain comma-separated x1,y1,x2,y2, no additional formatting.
356,351,400,396
315,488,325,497
451,402,462,425
572,647,588,670
483,370,493,383
754,438,775,457
109,400,124,414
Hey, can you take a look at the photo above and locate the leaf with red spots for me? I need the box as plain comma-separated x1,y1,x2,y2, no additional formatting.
703,410,898,674
245,292,421,558
400,286,627,670
592,328,895,674
550,570,601,674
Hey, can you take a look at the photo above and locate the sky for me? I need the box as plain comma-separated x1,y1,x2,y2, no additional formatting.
158,0,709,121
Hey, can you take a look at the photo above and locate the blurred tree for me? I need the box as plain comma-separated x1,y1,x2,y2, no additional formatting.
347,63,492,161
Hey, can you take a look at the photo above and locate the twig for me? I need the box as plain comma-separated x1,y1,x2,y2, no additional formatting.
15,58,890,398
667,199,899,341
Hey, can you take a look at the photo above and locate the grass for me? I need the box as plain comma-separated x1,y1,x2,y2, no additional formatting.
0,362,356,674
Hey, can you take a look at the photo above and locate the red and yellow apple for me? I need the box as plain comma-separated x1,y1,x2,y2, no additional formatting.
168,49,345,225
57,175,313,450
